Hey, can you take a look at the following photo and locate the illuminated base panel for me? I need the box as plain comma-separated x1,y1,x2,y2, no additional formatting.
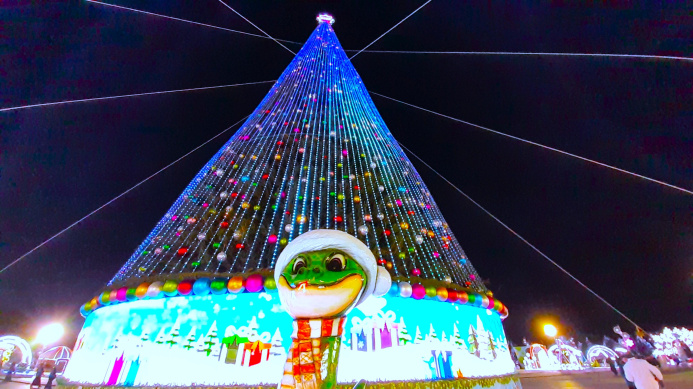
64,293,519,388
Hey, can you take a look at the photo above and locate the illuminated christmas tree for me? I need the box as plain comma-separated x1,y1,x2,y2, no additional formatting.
69,14,515,388
108,15,486,291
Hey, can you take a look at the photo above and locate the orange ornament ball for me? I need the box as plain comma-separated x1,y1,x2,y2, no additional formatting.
227,276,245,293
436,287,448,301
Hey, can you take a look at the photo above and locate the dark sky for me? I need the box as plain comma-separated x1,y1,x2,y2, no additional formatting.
1,1,691,346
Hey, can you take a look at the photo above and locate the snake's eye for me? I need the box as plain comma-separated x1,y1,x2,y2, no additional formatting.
292,257,306,274
326,254,346,272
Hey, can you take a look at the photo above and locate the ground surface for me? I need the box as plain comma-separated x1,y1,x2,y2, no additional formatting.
1,369,692,388
520,368,692,388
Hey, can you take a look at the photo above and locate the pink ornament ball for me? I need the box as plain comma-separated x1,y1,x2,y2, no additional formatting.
411,283,426,300
245,274,264,293
116,287,128,302
109,290,119,303
267,235,278,244
411,268,421,277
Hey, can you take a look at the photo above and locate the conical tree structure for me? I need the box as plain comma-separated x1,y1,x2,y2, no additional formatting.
110,16,485,292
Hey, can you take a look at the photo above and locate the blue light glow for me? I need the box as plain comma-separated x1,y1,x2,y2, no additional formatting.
111,19,485,292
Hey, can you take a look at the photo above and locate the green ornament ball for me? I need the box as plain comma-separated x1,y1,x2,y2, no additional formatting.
126,287,138,301
210,277,228,295
162,279,179,297
264,277,277,290
425,285,437,298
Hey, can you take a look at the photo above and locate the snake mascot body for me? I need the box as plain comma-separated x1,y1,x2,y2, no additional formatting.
274,229,391,389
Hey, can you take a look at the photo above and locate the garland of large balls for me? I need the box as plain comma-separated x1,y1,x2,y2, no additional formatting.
81,274,507,319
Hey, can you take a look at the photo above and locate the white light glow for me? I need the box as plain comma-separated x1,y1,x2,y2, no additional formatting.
37,323,65,345
543,324,557,338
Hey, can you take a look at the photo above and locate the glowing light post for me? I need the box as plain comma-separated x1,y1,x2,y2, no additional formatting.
36,323,64,346
35,323,64,368
543,324,564,369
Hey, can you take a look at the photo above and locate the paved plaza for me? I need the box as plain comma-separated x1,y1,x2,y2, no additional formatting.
520,368,693,388
1,368,691,388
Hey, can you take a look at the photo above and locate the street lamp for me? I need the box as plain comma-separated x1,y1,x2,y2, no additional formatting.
543,324,564,368
36,323,64,346
544,324,558,338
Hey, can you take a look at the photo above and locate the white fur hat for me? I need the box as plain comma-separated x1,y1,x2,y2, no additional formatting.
274,229,390,306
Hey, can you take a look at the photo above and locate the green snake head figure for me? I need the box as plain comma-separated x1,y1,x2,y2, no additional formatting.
275,229,391,319
274,229,392,389
278,248,367,318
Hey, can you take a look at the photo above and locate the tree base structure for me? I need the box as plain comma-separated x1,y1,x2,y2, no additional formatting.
58,376,521,389
64,291,516,387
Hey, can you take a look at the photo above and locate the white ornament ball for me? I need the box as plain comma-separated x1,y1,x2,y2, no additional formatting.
217,252,227,261
398,282,413,298
444,276,452,283
358,225,368,235
220,191,228,199
216,169,225,176
285,224,293,233
377,213,385,220
197,233,206,240
370,162,377,169
415,235,424,244
378,185,385,192
146,281,164,298
233,231,242,240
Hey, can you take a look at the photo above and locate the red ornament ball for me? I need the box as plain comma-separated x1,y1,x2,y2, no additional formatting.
377,258,386,265
447,290,458,302
177,247,188,256
245,274,264,293
411,283,426,300
177,279,194,296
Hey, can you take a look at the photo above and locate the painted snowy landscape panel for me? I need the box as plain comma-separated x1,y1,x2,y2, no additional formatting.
65,293,514,386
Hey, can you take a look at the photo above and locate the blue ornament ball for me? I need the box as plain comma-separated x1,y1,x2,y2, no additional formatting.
388,282,399,296
193,278,211,296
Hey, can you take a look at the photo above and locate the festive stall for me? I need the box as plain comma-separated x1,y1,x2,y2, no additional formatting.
650,327,693,365
585,345,618,367
64,14,518,389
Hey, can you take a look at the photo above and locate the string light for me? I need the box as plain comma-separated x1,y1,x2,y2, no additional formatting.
85,0,301,44
373,92,693,195
111,17,485,291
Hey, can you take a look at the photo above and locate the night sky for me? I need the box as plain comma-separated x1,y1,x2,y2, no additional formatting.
1,1,691,347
